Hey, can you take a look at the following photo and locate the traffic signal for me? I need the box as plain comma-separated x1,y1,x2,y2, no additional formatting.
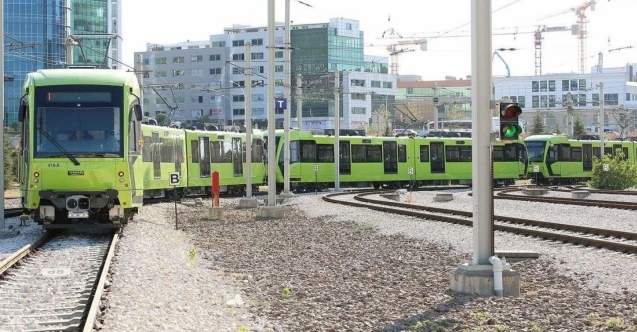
499,102,522,140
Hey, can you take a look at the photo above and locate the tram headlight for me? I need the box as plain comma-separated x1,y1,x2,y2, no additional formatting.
67,199,78,209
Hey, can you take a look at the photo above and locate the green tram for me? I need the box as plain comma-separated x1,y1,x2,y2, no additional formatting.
525,135,637,185
270,130,527,191
140,125,266,197
19,68,145,228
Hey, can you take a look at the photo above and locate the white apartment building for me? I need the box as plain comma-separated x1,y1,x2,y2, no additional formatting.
494,64,637,133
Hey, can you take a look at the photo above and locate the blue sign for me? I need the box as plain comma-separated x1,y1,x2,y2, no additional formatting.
274,97,287,110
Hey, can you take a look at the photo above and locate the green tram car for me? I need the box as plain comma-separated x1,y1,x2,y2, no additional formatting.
525,134,637,185
270,130,528,192
19,68,146,228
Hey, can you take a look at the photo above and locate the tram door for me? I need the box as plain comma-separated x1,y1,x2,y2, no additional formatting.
232,137,243,177
199,137,210,178
152,132,161,179
430,142,445,173
340,141,351,174
383,141,398,174
582,144,593,171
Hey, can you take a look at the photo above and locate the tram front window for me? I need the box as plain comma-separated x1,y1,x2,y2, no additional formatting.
35,107,122,157
525,141,546,162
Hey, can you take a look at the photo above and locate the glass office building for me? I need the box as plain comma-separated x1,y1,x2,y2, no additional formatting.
4,0,69,127
3,0,119,128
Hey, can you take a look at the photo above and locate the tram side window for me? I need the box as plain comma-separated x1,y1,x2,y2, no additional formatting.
317,144,334,162
211,141,223,163
300,141,317,162
191,140,199,163
559,145,572,161
142,135,152,162
571,147,582,162
222,141,232,163
446,146,471,162
351,145,366,162
351,145,382,162
367,145,382,162
398,145,407,162
289,140,299,163
419,145,429,162
253,139,265,162
160,137,174,162
492,146,504,161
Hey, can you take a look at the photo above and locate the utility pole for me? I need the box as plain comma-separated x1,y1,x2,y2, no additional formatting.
334,69,340,192
297,73,303,129
599,82,604,159
433,82,439,130
239,42,258,208
266,0,276,207
1,0,5,230
566,92,574,137
280,0,293,198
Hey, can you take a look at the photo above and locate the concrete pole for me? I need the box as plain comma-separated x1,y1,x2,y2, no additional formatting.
599,82,605,159
433,82,439,130
267,0,276,206
1,0,5,229
297,74,303,129
334,69,340,192
245,43,253,198
281,0,292,196
471,0,493,266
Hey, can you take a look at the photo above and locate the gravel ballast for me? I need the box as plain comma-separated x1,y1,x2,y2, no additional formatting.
96,190,637,331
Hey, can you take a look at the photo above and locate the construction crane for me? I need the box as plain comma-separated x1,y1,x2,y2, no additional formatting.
539,0,597,73
379,16,427,75
533,25,573,75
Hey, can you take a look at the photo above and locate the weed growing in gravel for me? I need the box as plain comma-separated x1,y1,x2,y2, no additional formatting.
281,287,292,299
188,247,197,267
237,327,248,332
471,311,491,320
227,308,236,316
356,222,377,231
527,321,543,331
605,317,629,330
493,325,510,332
409,319,451,331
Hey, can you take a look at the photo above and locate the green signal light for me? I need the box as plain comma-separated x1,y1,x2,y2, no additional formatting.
502,124,522,138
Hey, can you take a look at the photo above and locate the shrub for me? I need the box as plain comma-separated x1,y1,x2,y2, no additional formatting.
587,150,637,190
3,133,19,188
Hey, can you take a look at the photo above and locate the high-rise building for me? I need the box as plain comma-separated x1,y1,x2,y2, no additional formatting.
136,18,395,132
3,0,121,127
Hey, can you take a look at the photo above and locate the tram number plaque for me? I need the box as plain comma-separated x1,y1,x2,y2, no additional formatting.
533,165,539,173
313,164,319,172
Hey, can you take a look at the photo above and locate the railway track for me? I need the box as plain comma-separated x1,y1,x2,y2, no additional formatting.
496,188,637,210
323,191,637,254
0,230,118,331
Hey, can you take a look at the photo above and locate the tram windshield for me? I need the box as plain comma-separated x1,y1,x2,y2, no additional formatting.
525,141,546,162
34,106,122,158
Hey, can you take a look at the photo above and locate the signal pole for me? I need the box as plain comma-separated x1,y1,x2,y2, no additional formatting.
451,0,520,297
599,82,605,159
280,0,294,198
296,74,303,129
239,43,258,208
258,0,284,218
334,69,340,192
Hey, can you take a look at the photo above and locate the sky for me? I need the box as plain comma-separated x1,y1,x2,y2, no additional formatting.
121,0,637,80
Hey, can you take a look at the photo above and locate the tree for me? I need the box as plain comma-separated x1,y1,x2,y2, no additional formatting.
372,104,392,136
155,113,167,124
553,124,561,134
531,112,546,135
573,117,587,136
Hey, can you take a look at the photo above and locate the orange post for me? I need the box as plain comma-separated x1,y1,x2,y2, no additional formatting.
212,171,220,207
